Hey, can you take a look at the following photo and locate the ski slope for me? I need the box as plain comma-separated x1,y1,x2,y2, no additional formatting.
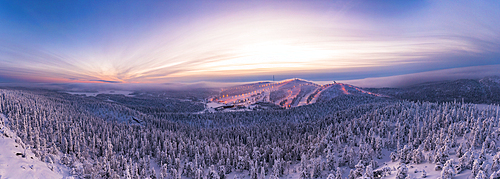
207,79,387,111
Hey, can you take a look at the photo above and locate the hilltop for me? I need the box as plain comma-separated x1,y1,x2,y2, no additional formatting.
205,78,386,112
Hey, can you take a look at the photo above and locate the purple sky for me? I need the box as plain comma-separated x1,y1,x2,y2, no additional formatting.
0,0,499,85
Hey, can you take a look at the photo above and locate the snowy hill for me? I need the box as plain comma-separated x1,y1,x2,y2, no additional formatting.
367,76,500,104
206,79,386,112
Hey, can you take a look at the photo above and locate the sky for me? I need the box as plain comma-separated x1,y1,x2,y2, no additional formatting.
0,0,499,86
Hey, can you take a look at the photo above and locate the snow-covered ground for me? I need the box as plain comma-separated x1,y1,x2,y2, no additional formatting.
372,149,473,179
0,114,68,179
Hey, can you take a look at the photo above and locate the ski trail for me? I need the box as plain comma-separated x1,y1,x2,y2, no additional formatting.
298,86,320,107
308,84,335,104
275,85,301,108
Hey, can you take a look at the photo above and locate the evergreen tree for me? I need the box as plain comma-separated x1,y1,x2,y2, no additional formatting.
396,164,408,179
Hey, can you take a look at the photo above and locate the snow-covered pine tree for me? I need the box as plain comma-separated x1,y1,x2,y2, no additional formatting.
396,163,408,179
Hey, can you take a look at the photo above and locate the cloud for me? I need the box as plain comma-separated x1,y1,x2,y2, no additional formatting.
0,0,499,84
90,80,122,83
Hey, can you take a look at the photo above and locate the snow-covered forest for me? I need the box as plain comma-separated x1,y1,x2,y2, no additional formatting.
0,85,500,178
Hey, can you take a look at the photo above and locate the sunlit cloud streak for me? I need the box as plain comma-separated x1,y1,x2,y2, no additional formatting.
0,0,499,83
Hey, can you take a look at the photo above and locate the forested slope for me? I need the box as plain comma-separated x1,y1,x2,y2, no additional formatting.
0,88,499,178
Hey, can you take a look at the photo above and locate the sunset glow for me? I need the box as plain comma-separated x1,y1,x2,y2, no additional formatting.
0,0,499,84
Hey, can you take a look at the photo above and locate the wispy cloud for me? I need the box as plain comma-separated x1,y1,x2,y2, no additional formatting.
0,0,499,83
90,80,122,83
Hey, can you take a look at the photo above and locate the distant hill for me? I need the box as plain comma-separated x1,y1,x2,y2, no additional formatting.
209,78,386,110
366,76,500,104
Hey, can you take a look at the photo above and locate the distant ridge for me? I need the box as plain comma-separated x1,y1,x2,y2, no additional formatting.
366,76,500,104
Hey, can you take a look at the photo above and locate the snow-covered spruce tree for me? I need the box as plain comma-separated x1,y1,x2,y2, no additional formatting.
457,142,465,158
440,160,456,179
412,148,424,164
326,173,335,179
493,152,500,172
476,170,487,179
335,167,343,179
459,151,472,170
272,158,285,177
310,157,322,178
490,170,500,179
348,169,356,179
208,165,220,179
260,166,265,179
473,160,481,178
364,164,374,179
390,152,398,162
218,165,226,179
396,163,408,179
353,160,365,178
